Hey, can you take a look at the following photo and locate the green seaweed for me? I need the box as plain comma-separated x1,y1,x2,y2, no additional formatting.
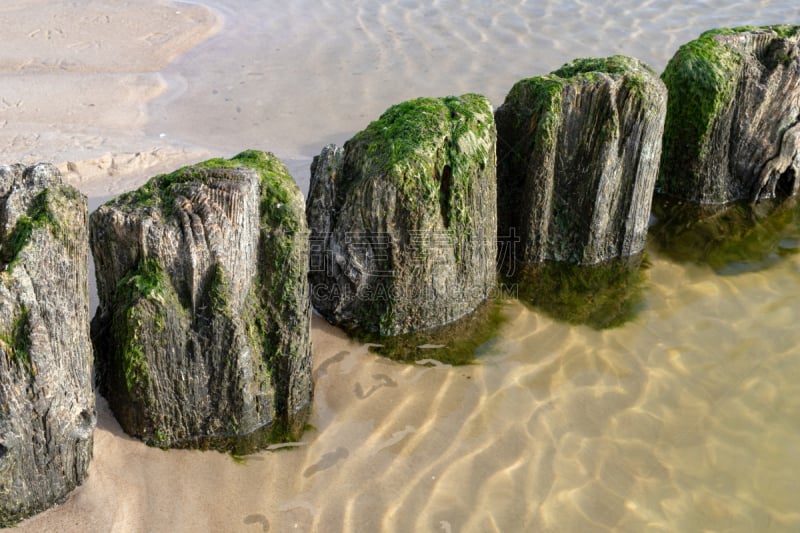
658,28,744,196
0,307,33,375
503,75,565,153
152,403,313,455
345,97,449,179
341,94,493,235
1,190,59,272
229,453,248,464
496,75,565,242
705,24,800,40
659,25,800,197
242,150,310,450
554,55,656,85
100,151,310,453
116,257,167,303
509,256,649,330
207,263,232,314
251,155,306,353
324,95,495,336
3,217,34,269
112,149,298,223
112,257,169,394
661,30,743,143
153,428,170,449
496,54,659,253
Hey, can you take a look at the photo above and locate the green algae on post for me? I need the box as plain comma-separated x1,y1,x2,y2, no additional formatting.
307,95,497,338
90,150,312,454
0,163,93,527
0,189,61,273
108,257,172,397
658,25,800,204
146,403,312,454
494,57,663,329
553,55,660,99
0,307,33,376
495,55,666,266
660,30,744,176
340,94,493,240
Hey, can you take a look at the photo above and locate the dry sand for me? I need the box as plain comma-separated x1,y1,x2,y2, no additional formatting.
4,0,800,532
0,0,220,196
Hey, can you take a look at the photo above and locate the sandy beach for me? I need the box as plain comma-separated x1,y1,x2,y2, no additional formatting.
4,0,800,531
0,0,220,198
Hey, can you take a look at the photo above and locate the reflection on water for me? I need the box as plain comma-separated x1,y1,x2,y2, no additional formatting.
650,194,800,275
509,255,649,329
293,268,800,531
356,298,509,365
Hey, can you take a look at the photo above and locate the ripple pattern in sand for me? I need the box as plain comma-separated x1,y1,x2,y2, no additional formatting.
148,0,798,191
15,241,800,533
133,263,797,533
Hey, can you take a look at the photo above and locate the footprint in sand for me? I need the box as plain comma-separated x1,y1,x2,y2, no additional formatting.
415,358,452,369
353,373,398,399
370,425,416,456
243,513,270,531
303,446,349,478
312,350,349,381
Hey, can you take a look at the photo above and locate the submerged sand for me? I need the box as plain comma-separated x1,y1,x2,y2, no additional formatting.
3,0,800,532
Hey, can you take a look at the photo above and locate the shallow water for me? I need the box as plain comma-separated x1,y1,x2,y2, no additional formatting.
156,0,800,187
18,0,800,531
155,1,800,531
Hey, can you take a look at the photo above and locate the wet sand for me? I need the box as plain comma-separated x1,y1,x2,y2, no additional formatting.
0,0,220,193
3,1,800,531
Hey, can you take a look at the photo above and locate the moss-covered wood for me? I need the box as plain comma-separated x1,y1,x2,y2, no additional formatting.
307,94,497,339
0,163,94,527
496,55,667,266
659,25,800,204
494,56,664,328
90,150,312,452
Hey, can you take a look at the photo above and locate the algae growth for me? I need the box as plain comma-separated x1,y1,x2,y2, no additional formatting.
553,55,657,98
658,25,800,197
110,257,169,396
0,307,33,375
659,29,743,191
145,403,313,455
98,150,310,453
1,190,60,272
342,94,494,235
499,75,565,156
